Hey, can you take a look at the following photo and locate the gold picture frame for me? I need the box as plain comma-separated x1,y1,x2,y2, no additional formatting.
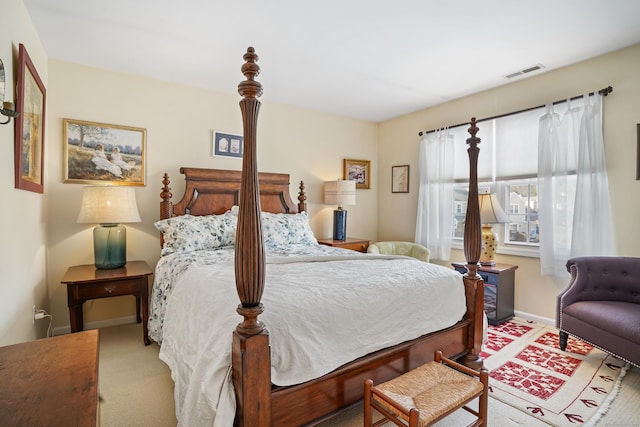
14,44,46,193
343,158,370,189
63,118,147,186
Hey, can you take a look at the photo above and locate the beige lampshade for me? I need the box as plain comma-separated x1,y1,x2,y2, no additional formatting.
479,193,509,224
77,186,141,224
324,180,356,207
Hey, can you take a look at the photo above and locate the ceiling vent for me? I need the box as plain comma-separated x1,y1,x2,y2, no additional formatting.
504,64,545,79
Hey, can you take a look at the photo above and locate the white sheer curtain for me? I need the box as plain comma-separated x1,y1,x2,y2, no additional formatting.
537,94,615,277
415,129,455,260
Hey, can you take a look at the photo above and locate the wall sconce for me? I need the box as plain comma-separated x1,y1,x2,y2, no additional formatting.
0,102,19,125
0,58,19,125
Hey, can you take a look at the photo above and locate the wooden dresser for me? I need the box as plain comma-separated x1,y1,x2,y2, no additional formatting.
0,329,100,425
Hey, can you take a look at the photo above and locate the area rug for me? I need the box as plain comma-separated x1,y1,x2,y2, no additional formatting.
481,318,629,426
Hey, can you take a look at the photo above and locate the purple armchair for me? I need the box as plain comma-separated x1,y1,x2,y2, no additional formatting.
557,256,640,368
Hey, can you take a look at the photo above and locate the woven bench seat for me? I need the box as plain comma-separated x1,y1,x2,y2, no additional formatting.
364,351,488,427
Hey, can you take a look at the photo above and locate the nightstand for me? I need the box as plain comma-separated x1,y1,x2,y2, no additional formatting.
61,260,153,345
317,237,370,253
452,262,518,325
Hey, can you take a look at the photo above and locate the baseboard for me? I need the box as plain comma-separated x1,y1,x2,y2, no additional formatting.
53,315,139,336
514,310,554,326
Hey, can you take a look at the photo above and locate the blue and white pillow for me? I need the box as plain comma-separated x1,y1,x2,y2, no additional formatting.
261,211,318,250
231,205,318,249
155,211,237,256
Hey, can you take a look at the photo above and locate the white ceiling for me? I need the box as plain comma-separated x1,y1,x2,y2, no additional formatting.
23,0,640,122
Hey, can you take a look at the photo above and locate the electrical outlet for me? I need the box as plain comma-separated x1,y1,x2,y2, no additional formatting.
32,305,36,324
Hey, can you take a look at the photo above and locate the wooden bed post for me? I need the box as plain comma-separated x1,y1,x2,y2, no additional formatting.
297,180,307,212
232,47,271,426
461,117,485,370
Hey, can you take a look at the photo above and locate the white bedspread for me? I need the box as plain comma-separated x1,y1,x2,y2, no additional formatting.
156,248,466,427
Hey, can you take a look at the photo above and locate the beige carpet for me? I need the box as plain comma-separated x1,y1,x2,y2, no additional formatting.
98,322,640,426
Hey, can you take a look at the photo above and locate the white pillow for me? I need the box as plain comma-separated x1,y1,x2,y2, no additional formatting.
154,211,237,256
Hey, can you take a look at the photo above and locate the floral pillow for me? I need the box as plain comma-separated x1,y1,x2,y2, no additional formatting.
155,211,237,256
261,211,318,249
230,205,317,249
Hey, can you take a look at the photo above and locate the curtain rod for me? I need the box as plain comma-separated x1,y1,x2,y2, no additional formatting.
418,85,613,136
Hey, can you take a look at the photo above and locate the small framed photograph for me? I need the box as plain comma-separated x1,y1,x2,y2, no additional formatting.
15,43,46,193
63,118,146,186
392,165,410,193
213,130,243,158
344,158,370,189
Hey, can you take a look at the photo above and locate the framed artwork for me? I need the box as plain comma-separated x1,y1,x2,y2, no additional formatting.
63,118,146,186
213,130,243,158
15,43,46,193
392,165,410,193
637,124,640,180
344,158,370,189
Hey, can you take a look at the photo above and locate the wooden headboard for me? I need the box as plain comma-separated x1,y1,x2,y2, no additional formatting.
159,167,307,221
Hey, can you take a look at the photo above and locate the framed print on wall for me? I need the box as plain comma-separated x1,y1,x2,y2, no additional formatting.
637,123,640,180
392,165,410,193
15,43,47,194
213,130,243,158
63,119,147,186
344,158,370,189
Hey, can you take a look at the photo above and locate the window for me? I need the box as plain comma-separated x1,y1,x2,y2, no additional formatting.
504,180,539,245
448,104,562,257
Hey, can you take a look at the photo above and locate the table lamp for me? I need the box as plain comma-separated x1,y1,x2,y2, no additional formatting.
324,180,356,241
478,193,509,266
77,186,141,269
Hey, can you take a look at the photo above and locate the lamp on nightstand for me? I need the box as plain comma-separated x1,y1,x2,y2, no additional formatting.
479,193,509,266
324,180,356,241
77,186,141,269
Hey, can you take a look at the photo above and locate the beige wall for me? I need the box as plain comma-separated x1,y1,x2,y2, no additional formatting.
4,0,639,341
45,61,378,331
377,43,640,322
0,1,49,346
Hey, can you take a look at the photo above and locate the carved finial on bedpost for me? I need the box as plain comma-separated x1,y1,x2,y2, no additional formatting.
238,47,263,99
298,180,307,212
461,117,484,371
160,173,173,219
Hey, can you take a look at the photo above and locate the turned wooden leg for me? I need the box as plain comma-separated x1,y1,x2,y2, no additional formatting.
559,331,568,350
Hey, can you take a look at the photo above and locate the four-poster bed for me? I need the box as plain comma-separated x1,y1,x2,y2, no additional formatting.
149,47,486,426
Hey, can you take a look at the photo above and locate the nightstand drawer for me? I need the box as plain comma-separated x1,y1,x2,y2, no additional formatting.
338,241,370,252
478,272,499,286
75,278,142,300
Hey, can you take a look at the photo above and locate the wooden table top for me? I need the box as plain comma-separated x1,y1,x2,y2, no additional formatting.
0,329,99,425
61,260,153,284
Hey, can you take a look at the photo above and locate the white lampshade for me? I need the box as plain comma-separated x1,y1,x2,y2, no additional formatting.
324,180,356,207
77,186,141,224
479,193,509,224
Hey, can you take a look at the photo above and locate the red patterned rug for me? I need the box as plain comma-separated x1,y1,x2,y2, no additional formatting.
481,318,629,426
